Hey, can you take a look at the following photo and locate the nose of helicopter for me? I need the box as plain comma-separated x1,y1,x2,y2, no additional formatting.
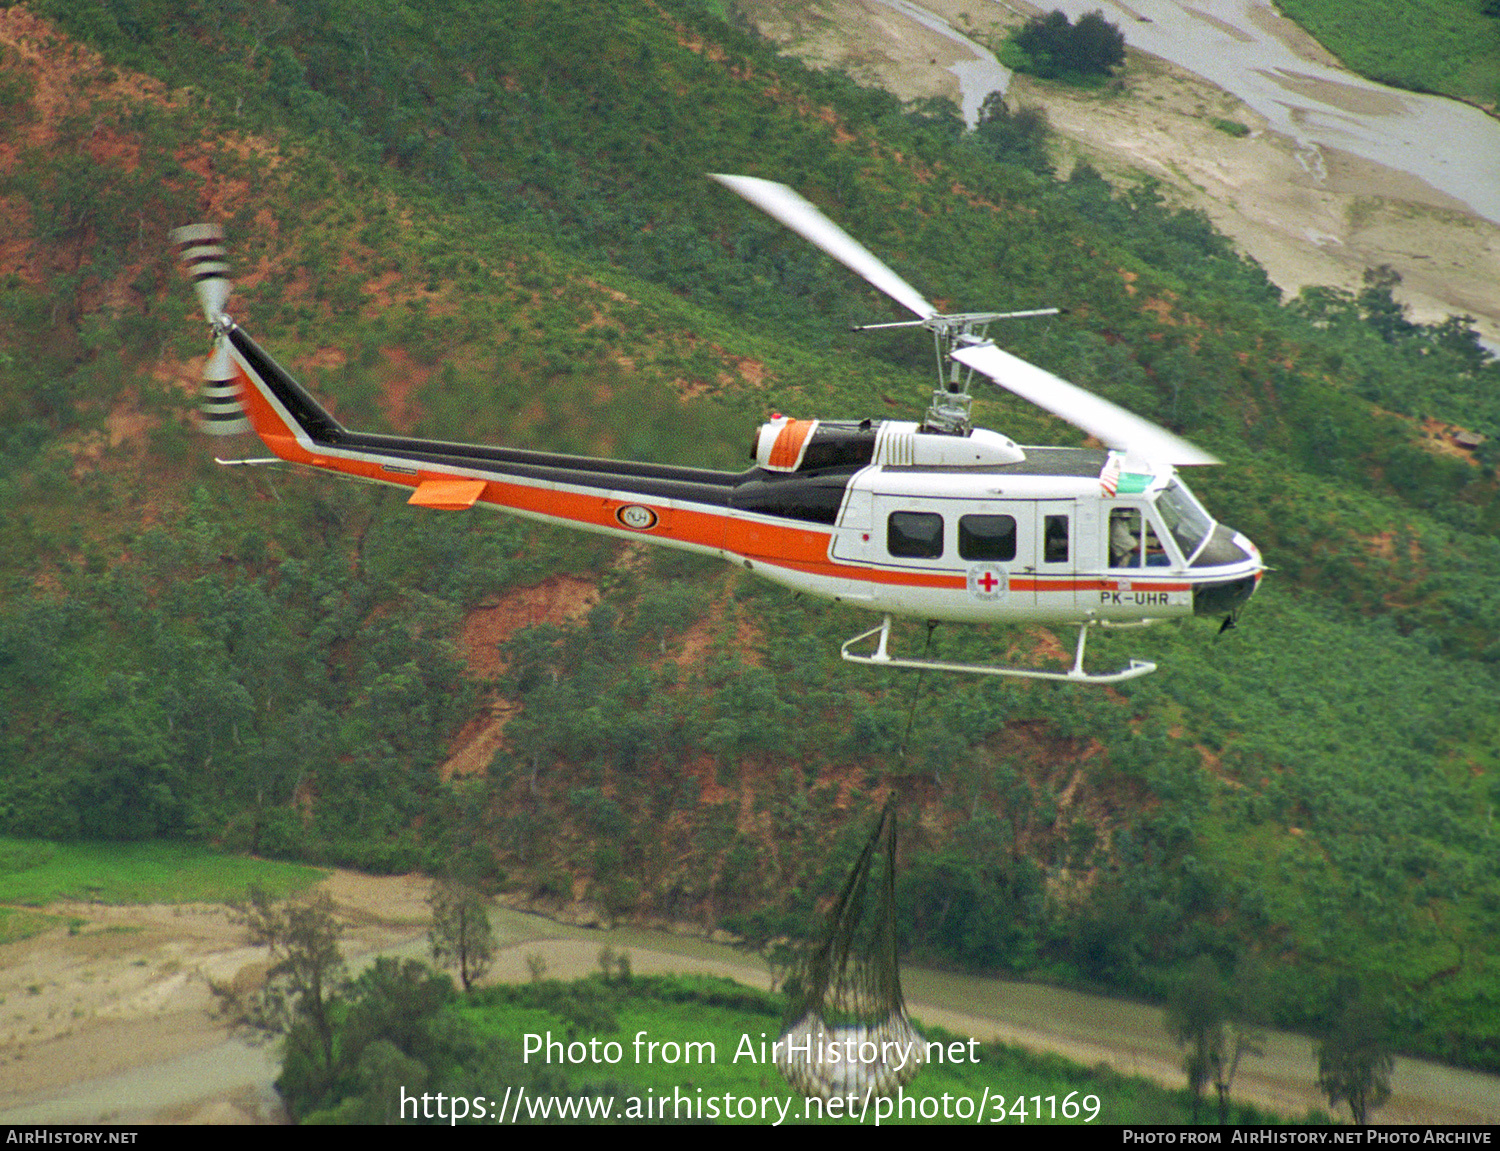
1191,526,1263,618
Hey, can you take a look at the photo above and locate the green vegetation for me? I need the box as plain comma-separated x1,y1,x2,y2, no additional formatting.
0,906,61,945
1,0,1498,1085
1165,956,1267,1125
1210,117,1251,137
229,887,350,1090
1316,986,1396,1125
281,960,1312,1124
428,877,497,992
1274,0,1500,104
999,10,1127,87
0,837,324,906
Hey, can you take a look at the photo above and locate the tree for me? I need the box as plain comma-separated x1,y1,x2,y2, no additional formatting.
1316,991,1394,1125
282,957,458,1122
1071,10,1127,73
1214,958,1268,1125
1357,265,1416,343
1013,10,1074,76
1165,955,1223,1123
216,886,348,1105
428,877,496,992
1164,955,1266,1124
723,906,808,994
596,944,633,983
974,91,1051,174
1426,314,1489,371
1010,10,1126,80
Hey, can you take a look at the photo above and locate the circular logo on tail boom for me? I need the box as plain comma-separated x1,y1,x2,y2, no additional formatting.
615,504,659,531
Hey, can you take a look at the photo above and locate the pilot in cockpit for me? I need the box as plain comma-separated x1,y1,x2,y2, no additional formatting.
1109,509,1140,567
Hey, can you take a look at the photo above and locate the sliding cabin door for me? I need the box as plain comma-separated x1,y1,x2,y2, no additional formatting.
1028,502,1077,616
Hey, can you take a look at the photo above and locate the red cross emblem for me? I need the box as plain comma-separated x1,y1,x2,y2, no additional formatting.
969,566,1006,598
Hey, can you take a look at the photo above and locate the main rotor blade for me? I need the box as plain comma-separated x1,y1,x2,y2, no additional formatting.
951,342,1220,466
710,174,936,320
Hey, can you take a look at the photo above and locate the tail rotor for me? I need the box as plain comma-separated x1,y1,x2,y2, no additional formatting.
171,223,249,436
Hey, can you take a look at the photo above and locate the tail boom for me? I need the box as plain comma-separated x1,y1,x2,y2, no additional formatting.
217,320,755,558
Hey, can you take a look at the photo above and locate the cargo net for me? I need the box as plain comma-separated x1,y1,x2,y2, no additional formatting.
776,797,923,1100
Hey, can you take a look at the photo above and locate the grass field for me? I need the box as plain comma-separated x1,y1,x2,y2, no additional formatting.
0,836,325,911
0,905,61,946
1276,0,1500,103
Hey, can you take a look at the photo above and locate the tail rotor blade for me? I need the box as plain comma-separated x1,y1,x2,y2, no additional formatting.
198,337,251,437
710,174,936,320
170,223,231,323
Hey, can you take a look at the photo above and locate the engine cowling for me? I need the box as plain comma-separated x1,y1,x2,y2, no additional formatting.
752,416,1025,472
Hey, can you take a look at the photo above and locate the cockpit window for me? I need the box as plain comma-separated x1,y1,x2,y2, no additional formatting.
1109,508,1141,567
1155,480,1214,562
1109,506,1172,568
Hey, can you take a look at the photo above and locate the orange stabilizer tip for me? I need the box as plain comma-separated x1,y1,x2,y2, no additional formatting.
408,479,487,510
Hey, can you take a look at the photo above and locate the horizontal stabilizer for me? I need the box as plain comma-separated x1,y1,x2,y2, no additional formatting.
407,478,487,510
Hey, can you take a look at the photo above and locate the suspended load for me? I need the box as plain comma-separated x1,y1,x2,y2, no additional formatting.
776,797,923,1099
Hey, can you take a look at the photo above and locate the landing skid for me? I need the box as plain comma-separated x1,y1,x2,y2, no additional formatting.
840,615,1156,684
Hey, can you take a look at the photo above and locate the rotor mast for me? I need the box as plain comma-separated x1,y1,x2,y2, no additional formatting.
709,173,1218,466
852,309,1064,434
708,174,1062,437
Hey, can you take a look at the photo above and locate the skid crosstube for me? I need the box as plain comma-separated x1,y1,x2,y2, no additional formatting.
840,615,1157,684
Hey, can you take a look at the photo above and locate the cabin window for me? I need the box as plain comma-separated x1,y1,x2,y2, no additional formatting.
958,514,1016,562
1043,514,1069,563
888,511,944,559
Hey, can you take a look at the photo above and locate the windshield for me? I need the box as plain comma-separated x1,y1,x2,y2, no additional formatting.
1155,479,1215,561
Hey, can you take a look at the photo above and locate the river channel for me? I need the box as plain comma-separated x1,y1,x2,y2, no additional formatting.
799,0,1499,341
984,0,1500,227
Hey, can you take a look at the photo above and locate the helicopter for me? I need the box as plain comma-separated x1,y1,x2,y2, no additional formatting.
172,175,1262,684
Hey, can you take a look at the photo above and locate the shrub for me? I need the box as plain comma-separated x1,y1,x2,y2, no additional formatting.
1007,9,1126,82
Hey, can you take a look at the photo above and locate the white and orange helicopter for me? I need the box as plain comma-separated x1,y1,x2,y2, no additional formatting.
174,175,1262,684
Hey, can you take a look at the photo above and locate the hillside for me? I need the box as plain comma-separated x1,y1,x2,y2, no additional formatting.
1,0,1498,1080
736,0,1500,349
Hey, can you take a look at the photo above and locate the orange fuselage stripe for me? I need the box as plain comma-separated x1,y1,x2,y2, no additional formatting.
233,360,1197,597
